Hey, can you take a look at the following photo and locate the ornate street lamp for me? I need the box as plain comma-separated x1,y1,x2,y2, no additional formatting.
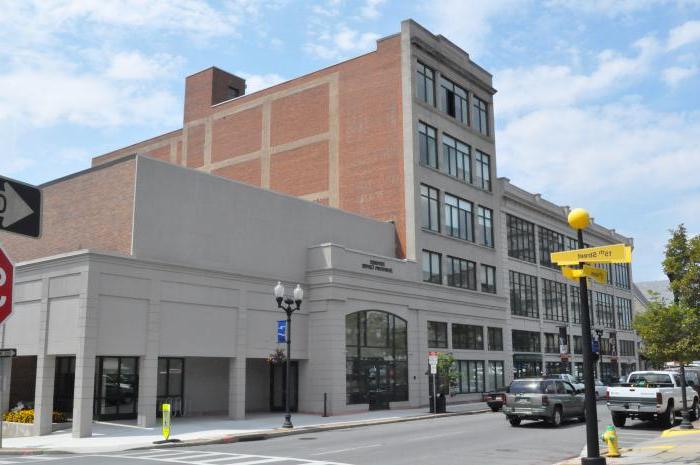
273,281,303,428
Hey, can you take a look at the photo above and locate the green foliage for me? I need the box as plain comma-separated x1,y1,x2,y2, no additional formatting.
662,224,700,308
437,352,459,395
633,300,700,365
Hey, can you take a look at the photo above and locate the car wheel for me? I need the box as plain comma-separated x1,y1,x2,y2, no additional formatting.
549,406,562,427
612,412,627,427
689,399,699,421
660,403,675,428
490,405,501,412
508,416,521,426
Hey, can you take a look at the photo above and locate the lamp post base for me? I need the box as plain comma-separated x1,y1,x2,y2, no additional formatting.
679,422,694,430
581,457,606,465
282,415,293,429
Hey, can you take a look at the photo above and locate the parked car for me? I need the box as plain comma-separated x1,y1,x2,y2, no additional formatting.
594,379,608,400
502,378,586,427
665,367,700,396
546,374,585,392
482,391,506,412
607,371,699,428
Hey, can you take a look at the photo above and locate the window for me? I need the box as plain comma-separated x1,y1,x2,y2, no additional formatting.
474,150,491,191
456,360,485,393
620,363,637,378
488,361,505,390
545,333,559,353
617,297,632,330
442,134,471,182
481,264,497,294
599,337,613,356
538,226,566,268
444,194,473,241
512,330,541,352
477,206,494,247
157,358,184,407
571,287,594,325
619,340,635,356
614,263,630,289
453,324,483,350
420,184,440,232
427,321,448,348
439,76,468,123
447,256,476,290
542,279,568,322
573,336,582,354
507,214,536,263
488,327,503,351
510,270,539,317
416,62,435,106
595,292,616,328
472,95,489,135
418,121,438,168
565,236,579,251
422,250,442,284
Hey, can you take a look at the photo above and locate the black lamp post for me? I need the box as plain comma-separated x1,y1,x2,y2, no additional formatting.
273,281,303,429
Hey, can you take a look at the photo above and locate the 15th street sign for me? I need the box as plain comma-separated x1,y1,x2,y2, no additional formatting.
0,176,41,238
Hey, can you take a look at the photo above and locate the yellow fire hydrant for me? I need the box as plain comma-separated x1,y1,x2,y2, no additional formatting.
602,425,621,457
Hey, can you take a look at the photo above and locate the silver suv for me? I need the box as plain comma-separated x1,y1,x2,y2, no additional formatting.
502,378,586,427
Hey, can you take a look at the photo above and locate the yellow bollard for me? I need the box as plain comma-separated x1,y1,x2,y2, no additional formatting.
602,425,621,457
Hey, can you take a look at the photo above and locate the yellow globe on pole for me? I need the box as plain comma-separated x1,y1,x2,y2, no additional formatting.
568,208,590,230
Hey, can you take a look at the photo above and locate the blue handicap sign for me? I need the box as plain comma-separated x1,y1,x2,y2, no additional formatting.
277,320,287,343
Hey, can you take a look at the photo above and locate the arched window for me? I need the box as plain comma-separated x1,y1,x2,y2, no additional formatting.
345,311,408,404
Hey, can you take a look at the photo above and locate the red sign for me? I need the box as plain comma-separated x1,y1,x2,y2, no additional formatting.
0,246,13,325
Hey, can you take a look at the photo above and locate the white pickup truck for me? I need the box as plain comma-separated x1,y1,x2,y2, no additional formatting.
607,371,699,427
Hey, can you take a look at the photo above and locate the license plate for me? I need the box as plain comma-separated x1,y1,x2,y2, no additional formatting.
628,404,639,411
517,398,528,404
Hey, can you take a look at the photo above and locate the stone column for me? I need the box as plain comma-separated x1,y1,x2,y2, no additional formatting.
33,355,55,436
228,357,246,419
0,356,12,414
137,282,161,427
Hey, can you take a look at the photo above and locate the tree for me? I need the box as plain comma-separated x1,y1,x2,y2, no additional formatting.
633,300,700,366
436,352,459,395
663,224,700,308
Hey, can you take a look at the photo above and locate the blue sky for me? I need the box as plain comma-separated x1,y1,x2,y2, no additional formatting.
1,0,699,282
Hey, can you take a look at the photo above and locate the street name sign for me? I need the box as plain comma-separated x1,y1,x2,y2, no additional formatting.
550,244,631,266
0,176,41,238
0,246,13,325
0,349,16,358
428,351,438,375
561,265,608,285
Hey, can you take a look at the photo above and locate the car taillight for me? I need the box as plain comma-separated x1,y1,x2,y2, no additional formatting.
503,394,508,405
656,393,663,404
542,395,549,406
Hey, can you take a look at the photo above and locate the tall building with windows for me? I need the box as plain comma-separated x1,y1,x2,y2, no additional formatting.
0,20,639,437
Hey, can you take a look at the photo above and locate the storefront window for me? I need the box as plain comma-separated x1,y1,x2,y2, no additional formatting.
346,311,408,405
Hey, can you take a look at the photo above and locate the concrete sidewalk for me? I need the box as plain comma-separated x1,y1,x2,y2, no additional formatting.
556,420,700,465
0,402,488,454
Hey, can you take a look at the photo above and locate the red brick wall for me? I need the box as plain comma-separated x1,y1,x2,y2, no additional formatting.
271,84,329,146
212,107,262,162
0,159,136,263
212,159,261,186
271,141,329,196
186,124,205,168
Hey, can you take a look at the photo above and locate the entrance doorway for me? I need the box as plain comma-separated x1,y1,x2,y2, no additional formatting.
269,361,298,412
53,357,75,418
94,357,139,420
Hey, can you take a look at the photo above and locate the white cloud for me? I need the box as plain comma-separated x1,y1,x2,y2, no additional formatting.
305,25,380,60
105,52,179,81
544,0,677,16
360,0,386,19
662,65,699,87
237,72,286,93
667,20,700,51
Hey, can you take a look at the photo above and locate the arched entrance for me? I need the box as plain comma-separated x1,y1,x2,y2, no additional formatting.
345,310,408,406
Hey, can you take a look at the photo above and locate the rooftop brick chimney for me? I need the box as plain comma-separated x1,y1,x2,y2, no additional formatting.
184,67,246,123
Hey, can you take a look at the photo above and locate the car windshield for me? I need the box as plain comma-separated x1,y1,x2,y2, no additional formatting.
510,381,544,393
627,373,673,385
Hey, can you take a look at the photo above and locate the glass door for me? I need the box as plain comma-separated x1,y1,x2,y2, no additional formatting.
94,357,139,420
269,361,298,412
53,356,75,418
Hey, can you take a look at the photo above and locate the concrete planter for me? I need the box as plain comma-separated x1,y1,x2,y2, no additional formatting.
2,421,71,437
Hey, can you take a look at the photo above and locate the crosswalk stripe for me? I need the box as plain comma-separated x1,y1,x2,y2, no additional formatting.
224,459,290,465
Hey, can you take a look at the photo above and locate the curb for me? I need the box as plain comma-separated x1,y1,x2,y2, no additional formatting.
0,408,490,456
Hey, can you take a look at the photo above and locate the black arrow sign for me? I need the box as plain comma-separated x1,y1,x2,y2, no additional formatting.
0,176,41,238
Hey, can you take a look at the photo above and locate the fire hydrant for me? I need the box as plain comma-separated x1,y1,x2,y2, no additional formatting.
602,425,621,457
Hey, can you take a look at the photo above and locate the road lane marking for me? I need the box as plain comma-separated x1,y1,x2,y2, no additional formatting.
93,450,354,465
309,444,382,456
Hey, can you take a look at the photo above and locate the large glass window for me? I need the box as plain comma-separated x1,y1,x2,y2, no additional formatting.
456,360,485,393
452,324,484,350
94,356,139,420
439,76,468,123
416,62,435,106
157,358,184,416
488,361,505,389
571,287,594,325
418,121,438,168
442,134,471,182
619,340,636,356
545,333,559,353
596,292,616,328
427,321,448,348
488,327,503,351
512,330,541,352
422,250,442,284
614,263,630,289
420,184,440,232
617,297,633,330
474,150,491,191
507,214,536,263
481,264,497,294
447,256,476,290
477,206,494,247
445,194,473,241
510,270,539,318
472,95,489,135
543,279,568,322
513,357,543,379
573,336,582,354
346,311,408,404
539,226,566,268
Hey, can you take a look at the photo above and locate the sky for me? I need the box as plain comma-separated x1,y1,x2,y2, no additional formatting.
1,0,699,282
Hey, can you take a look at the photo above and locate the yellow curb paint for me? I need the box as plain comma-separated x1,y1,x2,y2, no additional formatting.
636,445,675,450
661,428,700,437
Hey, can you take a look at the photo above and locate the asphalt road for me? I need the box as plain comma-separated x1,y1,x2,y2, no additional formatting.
3,404,663,465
